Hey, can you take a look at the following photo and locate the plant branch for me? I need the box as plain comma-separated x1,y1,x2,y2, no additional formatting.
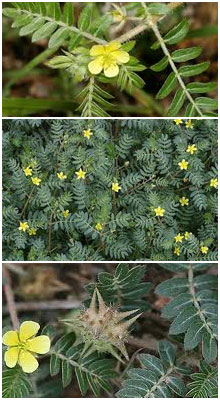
3,266,19,330
21,186,35,218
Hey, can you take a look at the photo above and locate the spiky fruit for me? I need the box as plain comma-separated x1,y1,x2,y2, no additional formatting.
62,288,142,361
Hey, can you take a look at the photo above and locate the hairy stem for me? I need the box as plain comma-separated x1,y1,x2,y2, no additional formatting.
145,366,174,397
148,18,203,116
3,266,19,330
188,264,215,338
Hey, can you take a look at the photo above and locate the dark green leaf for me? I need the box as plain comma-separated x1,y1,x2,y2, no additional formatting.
195,97,218,110
202,331,217,363
187,82,217,93
156,72,177,99
156,277,189,296
151,56,169,72
169,306,199,335
164,19,189,45
184,321,205,350
167,87,186,116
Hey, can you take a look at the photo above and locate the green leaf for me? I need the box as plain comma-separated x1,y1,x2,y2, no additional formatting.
19,18,45,36
147,3,170,15
151,56,169,72
161,293,192,318
184,103,196,117
50,354,61,376
11,14,33,28
184,321,205,350
158,340,176,366
171,46,202,62
139,354,165,376
75,367,88,396
167,87,186,116
179,62,210,77
164,18,189,45
32,21,58,42
48,27,69,48
167,376,187,396
202,331,217,363
63,2,74,26
186,82,217,93
78,3,93,31
195,97,218,110
169,306,199,335
156,72,177,99
2,7,20,18
156,277,189,296
62,360,73,387
121,41,136,52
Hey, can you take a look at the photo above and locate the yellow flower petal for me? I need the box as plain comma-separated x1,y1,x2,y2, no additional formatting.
90,44,105,56
2,330,19,346
112,50,130,64
88,56,104,75
5,347,19,368
106,41,121,52
104,62,119,77
26,335,50,354
19,321,40,341
19,350,39,373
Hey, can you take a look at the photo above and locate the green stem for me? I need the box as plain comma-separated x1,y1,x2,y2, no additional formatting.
148,18,203,117
144,366,174,397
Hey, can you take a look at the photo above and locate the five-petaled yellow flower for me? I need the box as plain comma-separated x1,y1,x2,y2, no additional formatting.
187,144,197,155
83,129,93,139
29,228,37,236
201,246,209,254
178,159,189,170
31,177,41,186
23,166,32,176
185,120,194,129
210,178,218,189
88,41,130,78
112,182,121,192
174,233,184,243
154,207,165,217
179,197,189,207
63,210,70,218
174,119,182,125
174,247,180,256
19,222,29,232
75,168,86,180
96,223,103,231
3,321,50,373
57,172,67,180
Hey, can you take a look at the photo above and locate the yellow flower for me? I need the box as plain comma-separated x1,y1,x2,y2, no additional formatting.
63,210,70,218
83,129,93,139
57,172,67,180
31,177,41,186
201,246,209,254
179,197,189,206
154,207,165,217
178,159,189,170
75,168,86,180
112,182,121,192
174,233,184,243
29,228,37,236
23,166,32,176
19,222,29,232
3,321,50,373
174,247,180,256
185,120,194,129
88,41,130,78
174,119,182,125
96,223,103,231
210,178,218,189
112,9,125,22
183,177,188,183
184,231,191,240
186,144,197,155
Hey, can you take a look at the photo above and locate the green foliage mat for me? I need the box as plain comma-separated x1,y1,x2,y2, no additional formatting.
2,118,218,261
